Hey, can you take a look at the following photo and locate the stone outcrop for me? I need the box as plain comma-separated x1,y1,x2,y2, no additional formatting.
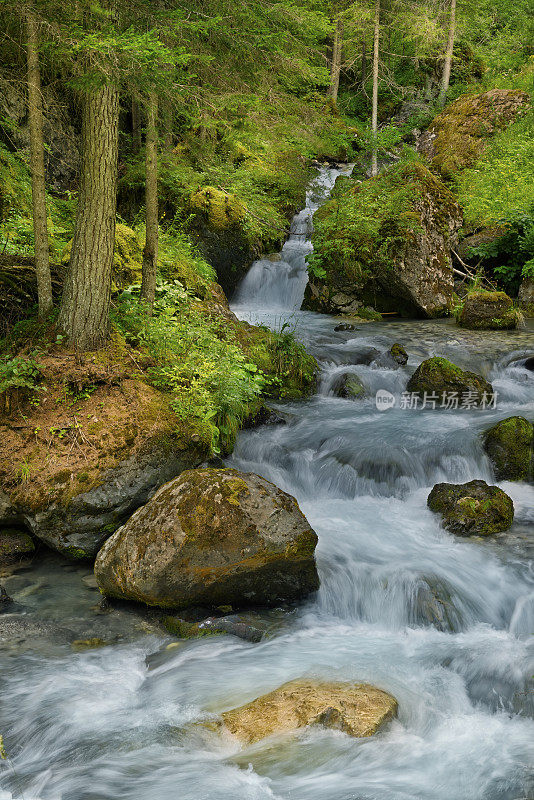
0,376,208,559
332,373,365,399
417,90,530,179
457,290,519,330
187,187,262,295
427,479,514,536
518,278,534,316
407,357,493,403
219,680,398,743
95,468,319,609
0,528,35,565
304,162,462,319
483,417,534,482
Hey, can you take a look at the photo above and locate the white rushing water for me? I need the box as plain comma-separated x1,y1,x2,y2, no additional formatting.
1,167,533,800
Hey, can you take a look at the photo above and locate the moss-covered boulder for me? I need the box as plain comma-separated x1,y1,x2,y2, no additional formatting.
0,528,35,565
418,89,530,179
95,468,319,609
219,680,398,744
483,417,534,482
427,479,514,536
407,357,493,403
332,373,365,399
304,162,462,319
390,343,408,366
187,187,259,296
518,277,534,317
457,290,520,330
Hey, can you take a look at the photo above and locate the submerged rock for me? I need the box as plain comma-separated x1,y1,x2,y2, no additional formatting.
483,417,534,482
0,585,13,610
220,680,398,743
457,291,519,330
407,357,493,403
0,528,35,565
95,468,319,610
163,613,265,643
332,373,366,399
427,479,514,536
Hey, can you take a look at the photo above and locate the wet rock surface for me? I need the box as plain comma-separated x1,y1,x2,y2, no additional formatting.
407,356,493,402
219,680,398,743
95,468,319,610
427,479,514,536
457,291,519,330
483,416,534,482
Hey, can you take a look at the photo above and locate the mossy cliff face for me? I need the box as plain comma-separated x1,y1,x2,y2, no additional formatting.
417,89,530,180
219,680,398,744
457,290,520,330
518,278,534,317
483,416,534,482
305,162,462,319
187,187,262,296
427,479,514,536
94,467,319,609
406,357,493,402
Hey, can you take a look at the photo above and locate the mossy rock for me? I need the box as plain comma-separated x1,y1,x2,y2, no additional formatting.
427,479,514,536
162,613,263,643
418,89,530,179
389,343,408,366
95,468,319,610
457,290,519,330
189,187,246,229
518,277,534,317
407,357,493,402
483,416,534,482
219,679,398,743
332,373,365,399
0,528,35,565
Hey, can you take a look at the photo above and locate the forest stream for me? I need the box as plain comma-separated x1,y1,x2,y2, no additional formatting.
0,168,533,800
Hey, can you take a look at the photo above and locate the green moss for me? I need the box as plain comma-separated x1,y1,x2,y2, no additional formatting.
428,479,514,536
189,187,246,230
63,545,92,561
457,290,520,330
483,416,534,481
407,357,493,401
63,223,143,289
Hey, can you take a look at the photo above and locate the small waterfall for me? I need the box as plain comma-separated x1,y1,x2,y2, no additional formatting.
232,164,353,312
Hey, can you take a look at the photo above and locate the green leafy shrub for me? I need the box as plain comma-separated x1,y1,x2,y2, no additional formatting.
466,208,534,294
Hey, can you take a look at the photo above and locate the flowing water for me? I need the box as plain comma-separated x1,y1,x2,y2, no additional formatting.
1,168,534,800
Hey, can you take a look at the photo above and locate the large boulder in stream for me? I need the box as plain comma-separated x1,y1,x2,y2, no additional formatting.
95,468,319,609
304,162,462,319
219,680,398,744
407,357,493,404
483,417,534,482
427,479,514,536
457,290,520,330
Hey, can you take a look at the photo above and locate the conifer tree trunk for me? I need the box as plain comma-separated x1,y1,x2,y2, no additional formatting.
26,9,53,317
58,84,119,350
438,0,456,107
131,97,142,154
327,14,344,103
371,0,380,177
361,39,367,86
140,91,158,311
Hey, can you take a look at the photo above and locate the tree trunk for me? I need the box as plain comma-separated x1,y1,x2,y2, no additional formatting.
327,13,343,103
371,0,380,177
140,90,159,311
131,97,142,155
58,84,119,351
438,0,456,107
26,10,53,318
361,39,367,86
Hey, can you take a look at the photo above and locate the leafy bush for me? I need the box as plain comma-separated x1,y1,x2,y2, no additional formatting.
466,208,534,294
